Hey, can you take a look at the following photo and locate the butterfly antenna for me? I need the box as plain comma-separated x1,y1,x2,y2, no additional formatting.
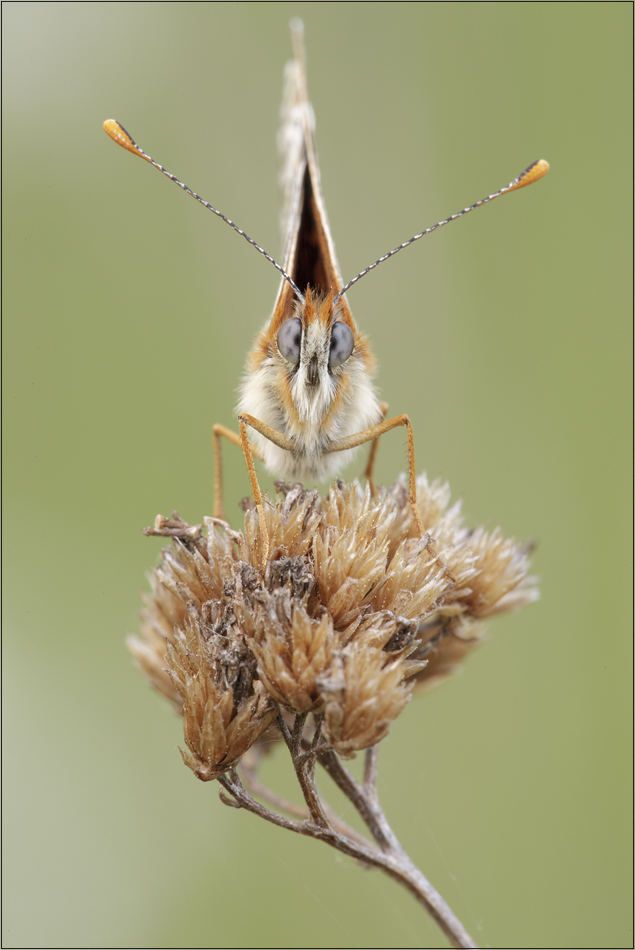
103,120,304,301
333,159,549,302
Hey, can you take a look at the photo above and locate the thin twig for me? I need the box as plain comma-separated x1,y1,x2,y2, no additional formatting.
218,765,477,949
318,749,391,849
290,712,308,757
363,745,379,795
317,744,477,946
289,713,329,828
218,770,308,834
239,765,374,851
275,710,294,748
220,708,477,947
240,769,309,820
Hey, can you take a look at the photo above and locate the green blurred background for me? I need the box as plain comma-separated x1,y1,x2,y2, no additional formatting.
3,3,631,948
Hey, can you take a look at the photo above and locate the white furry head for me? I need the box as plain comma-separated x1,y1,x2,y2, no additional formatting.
239,289,381,483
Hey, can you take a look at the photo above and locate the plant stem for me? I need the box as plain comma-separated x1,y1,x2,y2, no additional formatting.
239,764,386,851
218,716,478,949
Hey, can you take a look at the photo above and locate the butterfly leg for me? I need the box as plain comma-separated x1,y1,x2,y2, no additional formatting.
327,414,426,538
238,414,295,567
212,423,264,521
364,401,389,496
329,417,454,583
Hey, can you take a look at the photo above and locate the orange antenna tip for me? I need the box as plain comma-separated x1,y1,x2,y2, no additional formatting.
334,158,551,300
102,119,302,297
507,159,550,192
102,119,151,162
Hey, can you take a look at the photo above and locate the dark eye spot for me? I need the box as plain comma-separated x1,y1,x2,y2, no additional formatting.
277,317,302,364
329,321,354,368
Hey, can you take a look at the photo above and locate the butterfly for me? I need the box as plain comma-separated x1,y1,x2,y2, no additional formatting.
103,20,548,564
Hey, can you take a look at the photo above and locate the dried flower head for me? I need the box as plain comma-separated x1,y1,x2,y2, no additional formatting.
128,476,537,774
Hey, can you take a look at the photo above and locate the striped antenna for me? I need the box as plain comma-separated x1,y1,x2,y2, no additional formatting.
333,159,549,303
102,120,304,301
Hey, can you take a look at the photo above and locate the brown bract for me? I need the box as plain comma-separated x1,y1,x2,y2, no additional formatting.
128,476,537,774
168,608,277,782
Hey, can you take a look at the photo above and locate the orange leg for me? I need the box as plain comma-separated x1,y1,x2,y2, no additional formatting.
217,412,448,579
212,423,263,521
237,414,295,567
327,413,425,538
364,401,389,495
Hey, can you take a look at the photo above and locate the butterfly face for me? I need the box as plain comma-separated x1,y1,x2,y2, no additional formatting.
241,289,380,482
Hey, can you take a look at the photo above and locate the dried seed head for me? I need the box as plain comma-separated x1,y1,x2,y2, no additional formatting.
128,513,238,711
129,478,538,773
320,644,416,757
166,608,277,782
245,594,338,713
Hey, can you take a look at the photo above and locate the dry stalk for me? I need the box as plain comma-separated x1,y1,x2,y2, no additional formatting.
219,713,477,949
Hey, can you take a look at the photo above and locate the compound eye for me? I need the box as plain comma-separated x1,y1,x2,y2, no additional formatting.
329,321,355,367
277,317,302,363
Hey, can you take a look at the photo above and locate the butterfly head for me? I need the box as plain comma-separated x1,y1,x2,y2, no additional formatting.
263,287,373,427
279,286,351,379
